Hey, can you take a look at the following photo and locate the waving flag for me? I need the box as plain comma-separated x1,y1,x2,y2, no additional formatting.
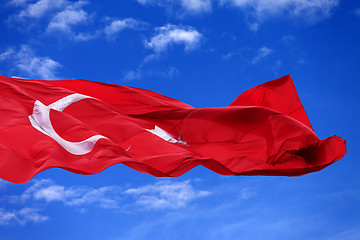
0,75,346,183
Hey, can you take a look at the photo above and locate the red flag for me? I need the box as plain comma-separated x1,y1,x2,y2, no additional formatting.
0,75,346,183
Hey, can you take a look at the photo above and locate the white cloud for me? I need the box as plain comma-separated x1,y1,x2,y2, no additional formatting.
137,0,338,23
17,179,54,202
251,46,272,64
239,187,256,200
123,69,142,81
181,0,212,13
104,18,147,39
64,186,123,209
146,24,202,53
0,48,15,61
137,0,212,14
0,209,16,225
15,46,61,79
33,185,81,202
10,0,92,41
123,66,179,81
6,179,210,218
220,0,339,23
17,0,68,19
72,31,99,41
10,1,146,41
222,47,273,65
0,208,48,225
124,180,210,210
46,1,88,33
16,179,123,209
0,45,61,79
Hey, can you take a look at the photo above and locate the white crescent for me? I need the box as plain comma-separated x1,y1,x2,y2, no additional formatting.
28,94,107,155
28,93,186,155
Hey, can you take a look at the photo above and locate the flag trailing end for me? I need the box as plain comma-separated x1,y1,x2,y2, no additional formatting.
0,75,346,183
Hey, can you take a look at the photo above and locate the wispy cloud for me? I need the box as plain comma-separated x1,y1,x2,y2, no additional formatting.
124,180,210,210
145,24,202,60
117,180,359,240
46,1,88,34
123,66,179,81
181,0,212,13
0,45,61,79
16,0,68,19
122,24,196,78
4,179,211,224
251,46,272,64
137,0,339,30
8,0,147,42
123,69,142,81
72,31,99,41
0,48,16,61
11,179,211,211
116,184,258,240
13,45,61,79
14,179,123,209
104,18,148,40
220,0,339,23
137,0,212,15
9,0,93,41
247,22,259,32
222,46,274,68
0,208,48,225
239,187,256,200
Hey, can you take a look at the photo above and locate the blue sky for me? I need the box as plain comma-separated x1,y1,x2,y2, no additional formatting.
0,0,359,239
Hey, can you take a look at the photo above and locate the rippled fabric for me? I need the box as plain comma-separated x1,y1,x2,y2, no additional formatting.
0,75,346,183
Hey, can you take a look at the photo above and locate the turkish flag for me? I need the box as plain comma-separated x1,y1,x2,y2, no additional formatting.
0,75,346,183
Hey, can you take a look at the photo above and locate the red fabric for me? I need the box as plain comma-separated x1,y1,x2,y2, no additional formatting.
0,75,346,183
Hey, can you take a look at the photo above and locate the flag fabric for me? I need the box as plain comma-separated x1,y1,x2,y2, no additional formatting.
0,75,346,183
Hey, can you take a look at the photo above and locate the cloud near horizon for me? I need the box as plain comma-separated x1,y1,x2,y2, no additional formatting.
0,208,48,226
0,45,62,79
124,180,211,210
1,179,211,225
